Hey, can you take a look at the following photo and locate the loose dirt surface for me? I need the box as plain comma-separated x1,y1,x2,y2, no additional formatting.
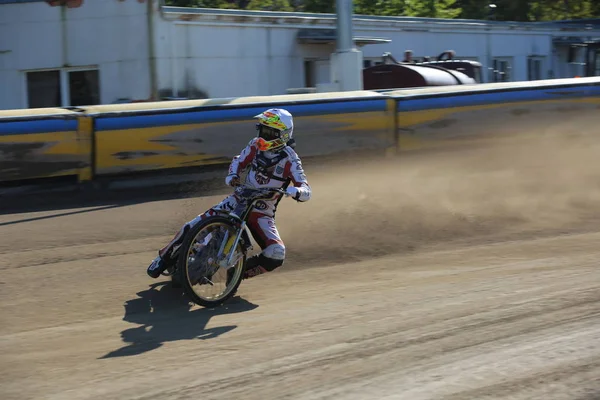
1,131,599,400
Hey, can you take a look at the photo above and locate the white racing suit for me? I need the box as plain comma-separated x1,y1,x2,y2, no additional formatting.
147,138,311,280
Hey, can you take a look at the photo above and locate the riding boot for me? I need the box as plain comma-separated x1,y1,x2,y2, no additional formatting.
147,255,168,278
242,254,268,279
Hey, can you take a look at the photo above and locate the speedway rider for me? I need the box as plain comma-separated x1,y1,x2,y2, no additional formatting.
147,108,312,280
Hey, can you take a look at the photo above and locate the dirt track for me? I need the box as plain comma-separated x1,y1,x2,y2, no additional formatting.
1,132,600,400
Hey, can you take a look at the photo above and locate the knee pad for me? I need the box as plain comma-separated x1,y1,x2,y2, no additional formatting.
245,244,285,272
262,243,285,260
260,244,285,272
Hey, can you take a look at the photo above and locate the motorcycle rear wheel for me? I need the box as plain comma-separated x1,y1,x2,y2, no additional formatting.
176,216,247,308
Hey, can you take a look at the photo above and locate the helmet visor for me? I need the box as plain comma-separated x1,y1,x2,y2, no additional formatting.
258,125,281,141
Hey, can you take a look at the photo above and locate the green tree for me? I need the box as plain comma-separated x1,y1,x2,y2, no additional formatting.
165,0,599,20
246,0,294,11
353,0,460,18
354,0,406,16
457,0,599,21
300,0,335,13
538,0,594,20
405,0,461,18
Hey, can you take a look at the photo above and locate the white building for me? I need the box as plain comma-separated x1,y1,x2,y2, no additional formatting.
0,0,598,110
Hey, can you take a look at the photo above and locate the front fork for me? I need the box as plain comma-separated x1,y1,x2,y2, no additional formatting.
217,221,248,269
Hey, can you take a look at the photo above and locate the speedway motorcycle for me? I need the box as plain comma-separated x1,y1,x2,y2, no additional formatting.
162,185,287,308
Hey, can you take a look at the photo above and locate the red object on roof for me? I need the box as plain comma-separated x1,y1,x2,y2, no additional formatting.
46,0,144,6
46,0,83,7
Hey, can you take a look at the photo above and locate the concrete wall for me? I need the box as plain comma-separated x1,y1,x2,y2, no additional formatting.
152,23,325,99
0,0,150,110
149,7,599,100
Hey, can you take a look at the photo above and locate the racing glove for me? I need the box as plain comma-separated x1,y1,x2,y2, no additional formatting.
286,186,300,200
225,174,241,187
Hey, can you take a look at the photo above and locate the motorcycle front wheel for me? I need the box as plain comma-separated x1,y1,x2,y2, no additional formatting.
176,216,247,308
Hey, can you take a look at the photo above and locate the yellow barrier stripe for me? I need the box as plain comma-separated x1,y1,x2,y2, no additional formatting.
397,97,600,128
1,77,598,184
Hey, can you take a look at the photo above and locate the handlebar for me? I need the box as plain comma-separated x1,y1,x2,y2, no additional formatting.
235,183,288,197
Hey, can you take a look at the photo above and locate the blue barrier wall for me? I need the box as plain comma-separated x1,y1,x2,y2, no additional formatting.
85,91,395,176
0,108,91,183
0,77,598,185
388,77,600,151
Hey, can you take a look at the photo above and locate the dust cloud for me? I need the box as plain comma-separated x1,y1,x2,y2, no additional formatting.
276,130,600,267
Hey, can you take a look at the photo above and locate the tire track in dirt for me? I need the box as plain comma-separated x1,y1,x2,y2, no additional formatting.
2,131,600,400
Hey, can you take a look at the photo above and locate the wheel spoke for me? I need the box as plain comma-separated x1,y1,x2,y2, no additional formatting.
178,219,246,307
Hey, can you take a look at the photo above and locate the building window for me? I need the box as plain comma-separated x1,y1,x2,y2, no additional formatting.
492,58,512,82
26,70,62,108
24,67,100,108
527,57,544,80
304,60,315,88
68,70,100,106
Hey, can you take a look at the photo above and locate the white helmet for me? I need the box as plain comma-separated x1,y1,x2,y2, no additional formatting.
253,108,294,152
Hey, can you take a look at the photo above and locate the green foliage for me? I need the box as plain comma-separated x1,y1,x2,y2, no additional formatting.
301,0,335,13
164,0,600,20
456,0,599,21
353,0,405,16
404,0,461,18
353,0,462,18
246,0,294,11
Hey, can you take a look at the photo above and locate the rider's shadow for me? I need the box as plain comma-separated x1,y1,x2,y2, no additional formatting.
100,282,258,359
